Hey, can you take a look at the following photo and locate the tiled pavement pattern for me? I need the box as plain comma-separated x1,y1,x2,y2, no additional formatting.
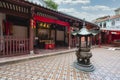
0,48,120,80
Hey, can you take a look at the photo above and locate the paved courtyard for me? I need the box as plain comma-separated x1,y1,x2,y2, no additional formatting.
0,47,120,80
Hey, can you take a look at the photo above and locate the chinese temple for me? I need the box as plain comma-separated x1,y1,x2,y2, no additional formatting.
0,0,99,57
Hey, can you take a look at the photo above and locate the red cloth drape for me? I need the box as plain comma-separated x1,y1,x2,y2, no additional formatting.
34,15,70,31
4,21,13,35
5,21,10,35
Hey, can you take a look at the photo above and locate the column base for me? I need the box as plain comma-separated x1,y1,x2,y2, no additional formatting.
30,50,34,55
68,46,71,49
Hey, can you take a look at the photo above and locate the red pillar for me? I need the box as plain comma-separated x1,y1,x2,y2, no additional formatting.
75,37,77,47
98,33,101,47
29,7,35,54
106,31,108,45
108,31,111,44
68,27,71,49
29,19,34,54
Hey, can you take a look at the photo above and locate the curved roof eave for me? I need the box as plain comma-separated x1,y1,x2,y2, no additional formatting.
22,0,99,29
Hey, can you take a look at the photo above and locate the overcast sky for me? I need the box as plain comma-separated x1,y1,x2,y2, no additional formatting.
52,0,120,22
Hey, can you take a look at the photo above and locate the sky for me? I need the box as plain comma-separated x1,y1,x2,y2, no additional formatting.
52,0,120,22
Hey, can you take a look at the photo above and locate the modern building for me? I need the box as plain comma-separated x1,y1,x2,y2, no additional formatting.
93,8,120,45
0,0,99,57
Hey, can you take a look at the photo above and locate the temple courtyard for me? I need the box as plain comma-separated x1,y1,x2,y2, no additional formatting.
0,47,120,80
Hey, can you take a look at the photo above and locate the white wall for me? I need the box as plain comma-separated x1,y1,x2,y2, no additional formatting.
97,18,120,31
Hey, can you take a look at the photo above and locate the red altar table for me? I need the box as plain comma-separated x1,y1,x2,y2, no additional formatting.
45,43,55,49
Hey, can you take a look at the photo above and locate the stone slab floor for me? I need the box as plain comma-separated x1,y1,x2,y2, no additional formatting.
0,48,120,80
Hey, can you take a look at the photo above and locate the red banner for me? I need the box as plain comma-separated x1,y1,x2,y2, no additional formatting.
34,15,70,31
34,15,54,23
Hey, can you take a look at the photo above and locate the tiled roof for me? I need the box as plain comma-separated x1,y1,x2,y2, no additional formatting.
110,14,120,19
25,0,47,7
21,0,99,28
115,8,120,11
95,14,120,23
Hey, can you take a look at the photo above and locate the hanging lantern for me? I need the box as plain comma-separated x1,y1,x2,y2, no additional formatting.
46,24,50,28
43,23,46,28
31,19,36,29
30,19,33,28
40,22,43,27
33,20,36,28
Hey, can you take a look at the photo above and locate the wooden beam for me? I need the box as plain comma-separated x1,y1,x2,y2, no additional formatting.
0,7,29,19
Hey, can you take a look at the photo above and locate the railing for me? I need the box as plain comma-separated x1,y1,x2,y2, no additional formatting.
0,36,29,57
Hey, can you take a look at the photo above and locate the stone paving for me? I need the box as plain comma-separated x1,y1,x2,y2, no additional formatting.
0,47,120,80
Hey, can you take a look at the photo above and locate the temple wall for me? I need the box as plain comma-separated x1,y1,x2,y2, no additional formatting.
56,31,64,41
13,25,28,38
0,13,6,36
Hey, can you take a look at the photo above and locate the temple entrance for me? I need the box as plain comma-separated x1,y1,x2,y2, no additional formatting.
33,15,70,49
34,22,68,49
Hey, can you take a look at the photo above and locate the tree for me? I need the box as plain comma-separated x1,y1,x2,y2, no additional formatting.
44,0,58,10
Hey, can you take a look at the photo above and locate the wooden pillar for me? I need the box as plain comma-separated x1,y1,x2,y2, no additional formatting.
29,7,35,54
49,28,51,39
105,31,108,45
98,33,101,47
68,27,71,49
64,27,66,46
55,28,57,45
29,19,34,54
108,31,111,44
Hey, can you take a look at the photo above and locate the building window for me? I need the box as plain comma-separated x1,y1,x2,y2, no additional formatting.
116,18,120,21
111,20,115,26
97,23,100,27
103,22,106,28
100,23,102,28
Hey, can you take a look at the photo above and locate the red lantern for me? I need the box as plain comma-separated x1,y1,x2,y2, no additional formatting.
31,19,36,29
30,19,34,28
33,20,36,28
